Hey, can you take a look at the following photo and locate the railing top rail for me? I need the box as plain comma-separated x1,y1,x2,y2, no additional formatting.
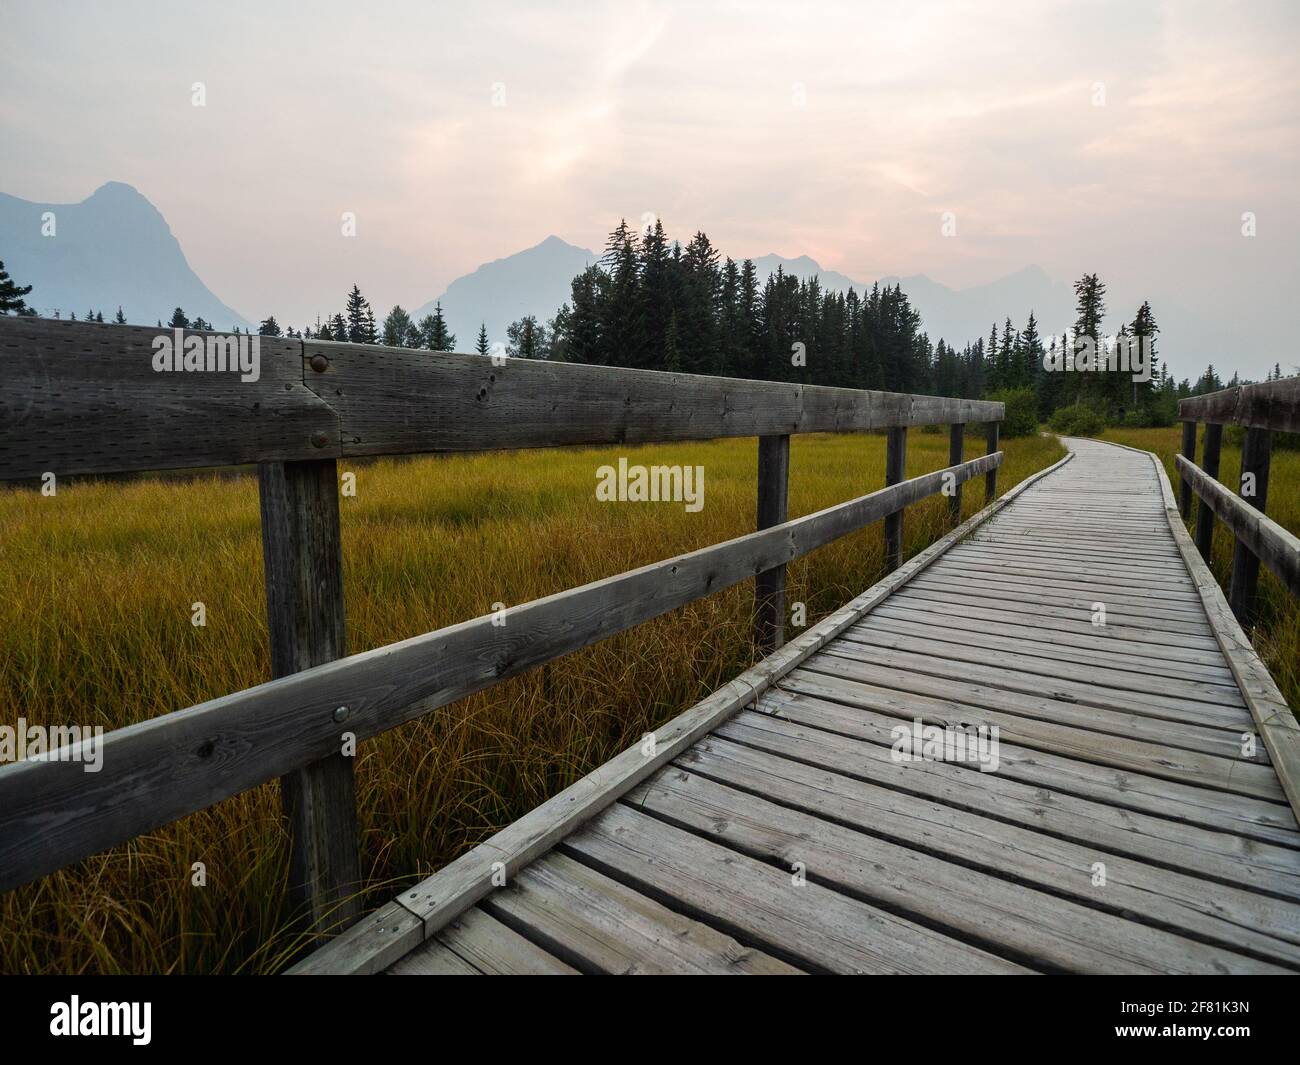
1179,376,1300,432
0,316,1003,482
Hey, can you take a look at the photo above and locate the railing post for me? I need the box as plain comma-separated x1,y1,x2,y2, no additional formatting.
884,426,907,571
985,421,1000,503
755,434,790,654
258,458,362,934
948,423,965,524
1227,427,1273,626
1195,422,1223,561
1178,420,1197,520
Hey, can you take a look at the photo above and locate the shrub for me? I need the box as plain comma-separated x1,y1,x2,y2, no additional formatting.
986,388,1039,437
1048,403,1105,436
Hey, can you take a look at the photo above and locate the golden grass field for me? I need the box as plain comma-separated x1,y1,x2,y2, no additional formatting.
0,430,1065,974
1101,426,1300,717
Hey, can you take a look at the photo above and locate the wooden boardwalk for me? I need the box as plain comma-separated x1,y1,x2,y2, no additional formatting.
313,436,1300,976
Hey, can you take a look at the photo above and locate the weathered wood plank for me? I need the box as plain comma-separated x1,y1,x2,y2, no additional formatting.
1179,377,1300,433
0,317,337,481
732,701,1300,874
1228,426,1273,625
948,423,964,524
884,426,907,571
300,338,1003,456
754,434,790,653
1195,423,1223,560
564,803,1029,973
1179,419,1198,520
635,764,1290,971
259,459,361,935
392,906,578,975
482,852,799,974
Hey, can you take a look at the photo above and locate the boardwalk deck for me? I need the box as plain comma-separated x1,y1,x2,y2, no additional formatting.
297,437,1300,975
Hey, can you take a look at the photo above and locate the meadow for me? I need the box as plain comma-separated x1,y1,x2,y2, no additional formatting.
1101,425,1299,713
0,429,1064,974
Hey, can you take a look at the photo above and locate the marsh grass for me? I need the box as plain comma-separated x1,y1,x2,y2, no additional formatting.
0,431,1064,973
1101,426,1299,714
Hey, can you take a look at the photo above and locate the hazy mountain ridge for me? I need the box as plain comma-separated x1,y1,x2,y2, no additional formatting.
0,182,250,328
0,182,1219,377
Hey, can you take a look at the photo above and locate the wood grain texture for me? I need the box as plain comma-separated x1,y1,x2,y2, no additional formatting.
1227,426,1272,625
0,317,336,481
300,338,1003,456
1179,376,1300,433
259,459,361,934
754,434,790,654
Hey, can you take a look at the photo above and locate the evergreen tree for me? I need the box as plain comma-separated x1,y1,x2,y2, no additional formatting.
381,305,415,347
169,307,189,328
419,302,455,350
344,285,370,342
114,306,127,324
258,316,283,337
0,260,34,315
476,322,490,356
506,315,546,358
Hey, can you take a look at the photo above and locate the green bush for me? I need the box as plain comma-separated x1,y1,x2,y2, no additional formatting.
986,387,1039,437
1048,403,1105,436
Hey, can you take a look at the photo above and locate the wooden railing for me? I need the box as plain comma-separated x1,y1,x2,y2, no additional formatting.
1178,378,1300,625
0,316,1003,933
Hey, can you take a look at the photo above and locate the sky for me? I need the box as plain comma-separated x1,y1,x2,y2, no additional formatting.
1,0,1297,379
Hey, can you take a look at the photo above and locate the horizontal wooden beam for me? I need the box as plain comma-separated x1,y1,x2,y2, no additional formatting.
1175,455,1300,597
0,451,1000,892
302,340,1003,457
1178,378,1300,432
0,317,1003,481
0,317,338,481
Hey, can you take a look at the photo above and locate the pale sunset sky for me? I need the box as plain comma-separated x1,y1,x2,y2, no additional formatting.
1,0,1296,377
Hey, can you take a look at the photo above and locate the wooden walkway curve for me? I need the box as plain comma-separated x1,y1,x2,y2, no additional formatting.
300,437,1300,975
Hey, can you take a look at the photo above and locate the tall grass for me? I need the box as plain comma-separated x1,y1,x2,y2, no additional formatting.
0,431,1063,973
1101,426,1300,714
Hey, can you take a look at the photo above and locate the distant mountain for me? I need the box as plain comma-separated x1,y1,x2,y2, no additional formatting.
750,254,864,297
0,182,249,328
411,235,597,348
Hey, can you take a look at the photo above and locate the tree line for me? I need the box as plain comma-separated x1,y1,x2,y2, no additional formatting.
0,243,1291,427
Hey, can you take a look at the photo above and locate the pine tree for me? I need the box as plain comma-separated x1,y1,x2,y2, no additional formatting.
0,260,34,315
259,316,283,337
419,302,455,350
344,285,369,342
506,316,546,358
114,306,127,324
476,323,490,356
382,305,414,347
169,308,189,328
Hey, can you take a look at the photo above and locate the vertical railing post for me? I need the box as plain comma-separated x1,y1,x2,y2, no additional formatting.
985,421,1000,503
1178,420,1197,520
1227,427,1273,626
948,423,965,525
884,426,907,571
1195,422,1223,561
755,434,790,654
259,458,362,935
